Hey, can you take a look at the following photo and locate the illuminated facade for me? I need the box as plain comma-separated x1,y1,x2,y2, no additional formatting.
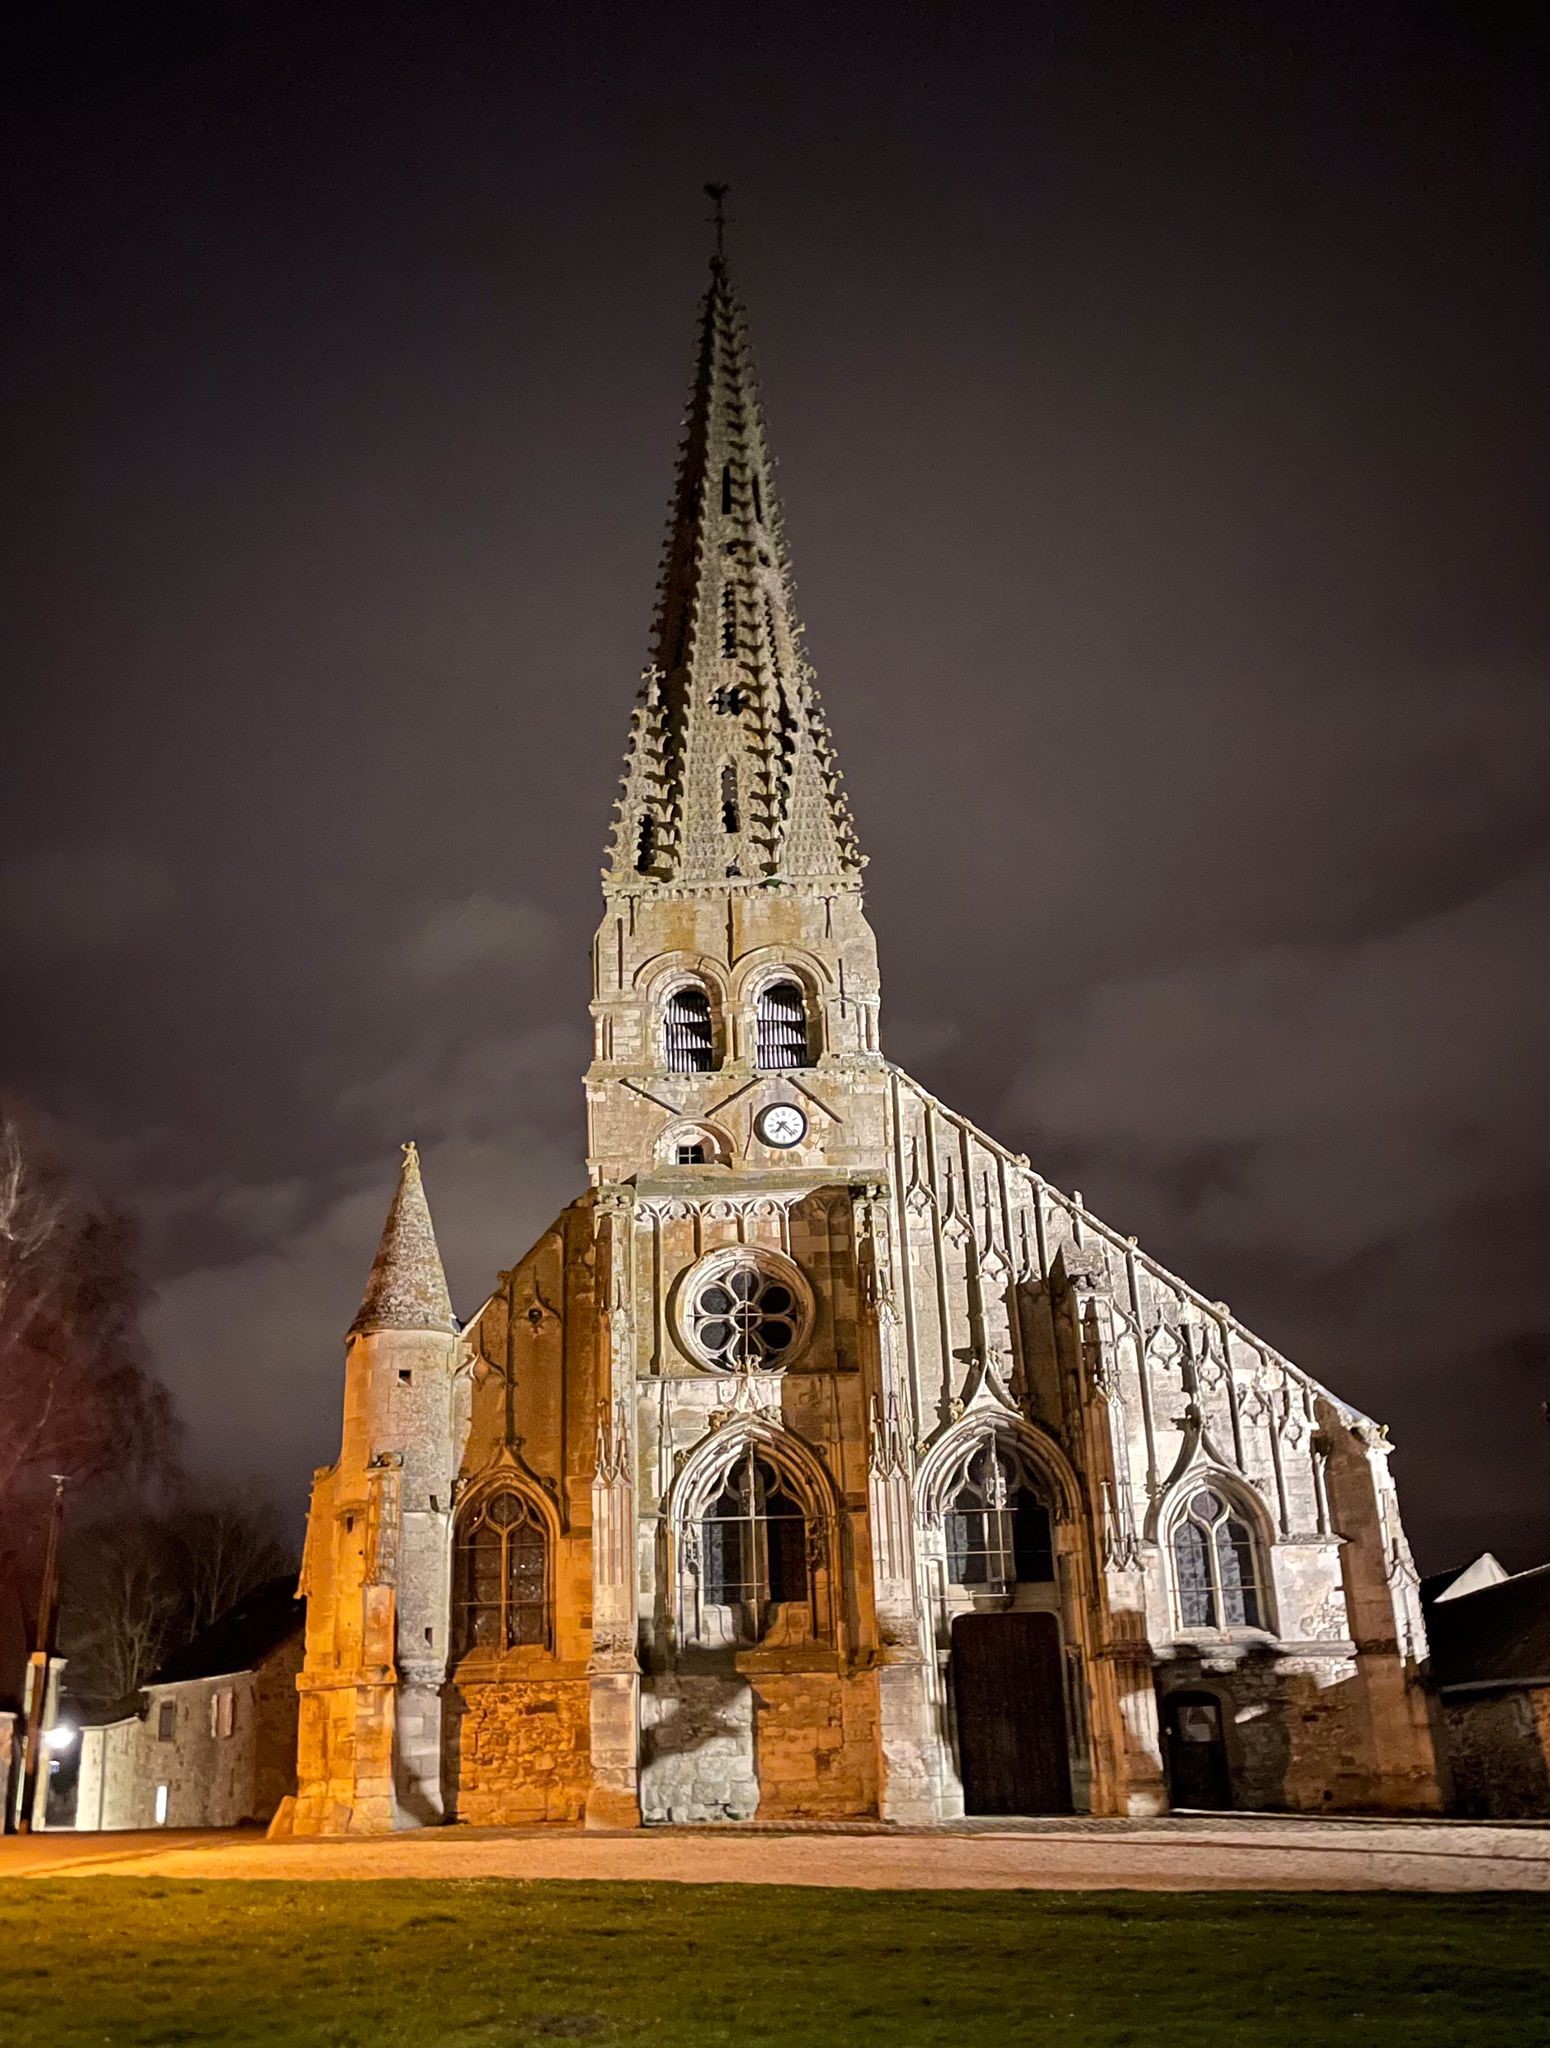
290,240,1439,1832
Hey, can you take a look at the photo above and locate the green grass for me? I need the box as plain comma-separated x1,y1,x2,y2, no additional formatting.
3,1881,1548,2047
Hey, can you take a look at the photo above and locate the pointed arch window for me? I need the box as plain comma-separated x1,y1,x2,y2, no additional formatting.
755,980,810,1070
455,1489,548,1653
1172,1487,1264,1631
945,1442,1054,1591
751,473,764,524
663,985,716,1074
699,1446,809,1633
721,583,737,656
720,463,733,515
721,763,740,834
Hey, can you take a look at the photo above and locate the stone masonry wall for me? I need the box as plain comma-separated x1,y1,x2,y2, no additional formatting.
640,1676,759,1823
454,1678,591,1826
1436,1688,1550,1819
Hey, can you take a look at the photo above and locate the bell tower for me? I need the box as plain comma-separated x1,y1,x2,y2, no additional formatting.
587,196,886,1190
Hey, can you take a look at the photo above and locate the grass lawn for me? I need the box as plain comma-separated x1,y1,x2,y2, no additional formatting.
3,1881,1548,2048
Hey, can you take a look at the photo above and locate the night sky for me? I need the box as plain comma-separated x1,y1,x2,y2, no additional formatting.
3,4,1546,1570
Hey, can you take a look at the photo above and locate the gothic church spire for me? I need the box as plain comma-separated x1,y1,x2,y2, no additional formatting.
606,207,863,888
349,1142,458,1338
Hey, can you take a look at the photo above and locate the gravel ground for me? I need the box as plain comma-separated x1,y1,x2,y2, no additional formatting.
8,1815,1549,1891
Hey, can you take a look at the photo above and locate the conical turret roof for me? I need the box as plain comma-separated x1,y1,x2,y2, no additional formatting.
349,1141,458,1337
606,234,863,888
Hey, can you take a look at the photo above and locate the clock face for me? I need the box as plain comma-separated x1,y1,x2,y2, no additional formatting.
756,1103,807,1149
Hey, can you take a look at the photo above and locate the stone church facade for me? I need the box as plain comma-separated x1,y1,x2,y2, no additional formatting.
292,240,1440,1834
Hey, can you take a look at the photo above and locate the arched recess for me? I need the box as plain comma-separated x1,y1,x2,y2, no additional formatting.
1158,1470,1277,1638
666,1418,842,1652
450,1467,563,1662
915,1411,1083,1529
730,949,831,1068
636,954,732,1074
655,1119,735,1168
914,1412,1096,1811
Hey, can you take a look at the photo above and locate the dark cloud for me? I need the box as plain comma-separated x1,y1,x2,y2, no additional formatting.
2,3,1545,1566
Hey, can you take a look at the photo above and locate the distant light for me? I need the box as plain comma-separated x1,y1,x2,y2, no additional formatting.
43,1722,76,1751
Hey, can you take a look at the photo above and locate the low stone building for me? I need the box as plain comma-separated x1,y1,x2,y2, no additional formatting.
1425,1555,1550,1818
293,225,1440,1836
75,1577,303,1831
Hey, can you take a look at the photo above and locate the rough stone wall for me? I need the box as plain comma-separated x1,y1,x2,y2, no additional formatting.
251,1630,304,1820
1435,1688,1550,1818
640,1676,759,1822
453,1676,592,1825
751,1670,878,1819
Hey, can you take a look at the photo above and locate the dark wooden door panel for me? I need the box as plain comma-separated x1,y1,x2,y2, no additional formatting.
1164,1692,1232,1810
952,1611,1072,1815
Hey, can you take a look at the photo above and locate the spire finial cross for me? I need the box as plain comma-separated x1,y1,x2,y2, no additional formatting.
703,182,729,261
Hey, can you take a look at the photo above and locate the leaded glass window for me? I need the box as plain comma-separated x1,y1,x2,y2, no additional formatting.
456,1489,548,1653
755,980,810,1069
944,1442,1055,1591
1172,1487,1264,1631
700,1448,808,1629
663,986,715,1073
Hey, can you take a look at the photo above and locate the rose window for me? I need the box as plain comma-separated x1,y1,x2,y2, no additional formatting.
680,1251,812,1371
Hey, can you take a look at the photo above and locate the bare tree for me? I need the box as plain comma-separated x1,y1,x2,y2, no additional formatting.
60,1513,183,1713
60,1489,296,1715
0,1101,174,1522
171,1490,294,1640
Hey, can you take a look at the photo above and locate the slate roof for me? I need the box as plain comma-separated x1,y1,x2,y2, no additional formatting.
150,1574,304,1687
349,1140,458,1337
1424,1561,1550,1690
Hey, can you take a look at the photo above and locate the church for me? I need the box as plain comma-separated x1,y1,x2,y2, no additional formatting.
290,228,1441,1833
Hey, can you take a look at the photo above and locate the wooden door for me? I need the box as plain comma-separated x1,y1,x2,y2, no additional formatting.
1164,1691,1232,1810
951,1611,1072,1815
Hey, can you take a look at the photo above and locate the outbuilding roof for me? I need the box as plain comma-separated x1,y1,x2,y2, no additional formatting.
1425,1561,1550,1691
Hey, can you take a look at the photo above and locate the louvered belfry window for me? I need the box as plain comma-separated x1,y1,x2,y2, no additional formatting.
756,981,809,1069
664,985,715,1074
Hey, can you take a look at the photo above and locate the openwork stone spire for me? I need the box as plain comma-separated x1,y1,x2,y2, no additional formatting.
606,231,863,888
349,1141,458,1337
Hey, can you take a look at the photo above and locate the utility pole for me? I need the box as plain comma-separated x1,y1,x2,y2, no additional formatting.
16,1474,68,1834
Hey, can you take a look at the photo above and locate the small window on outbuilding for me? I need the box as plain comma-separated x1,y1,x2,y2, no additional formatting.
156,1701,176,1742
676,1143,707,1165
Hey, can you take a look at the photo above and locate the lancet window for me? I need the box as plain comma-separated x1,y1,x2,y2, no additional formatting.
944,1441,1055,1591
455,1489,548,1654
755,980,810,1069
663,985,716,1074
697,1446,809,1639
1171,1487,1265,1631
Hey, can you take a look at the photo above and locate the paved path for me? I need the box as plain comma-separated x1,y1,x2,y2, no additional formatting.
6,1816,1549,1892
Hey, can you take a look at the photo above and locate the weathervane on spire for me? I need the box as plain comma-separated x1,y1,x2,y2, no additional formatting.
704,182,729,261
